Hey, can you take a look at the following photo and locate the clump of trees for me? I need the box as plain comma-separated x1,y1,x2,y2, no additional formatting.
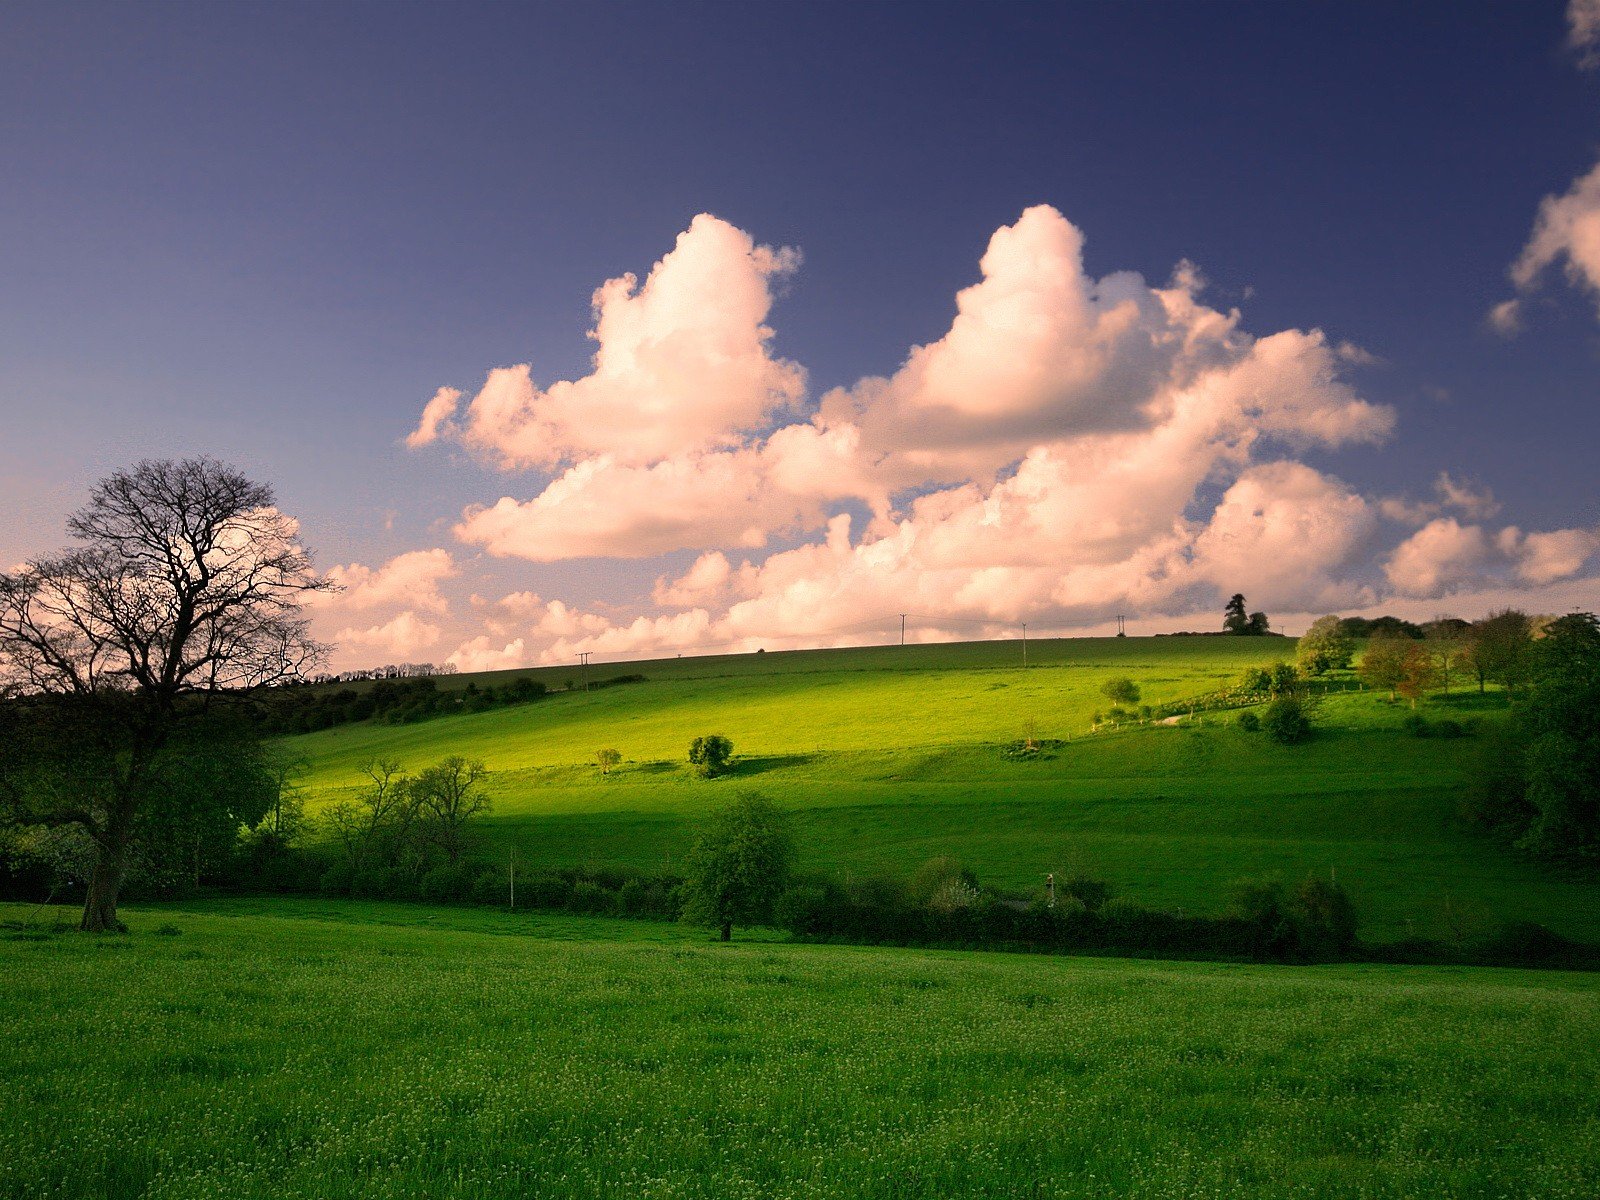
679,791,793,940
321,756,492,898
688,734,734,778
1466,612,1600,863
259,674,549,734
1223,594,1271,636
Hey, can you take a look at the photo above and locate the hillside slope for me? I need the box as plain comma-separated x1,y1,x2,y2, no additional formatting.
281,637,1599,941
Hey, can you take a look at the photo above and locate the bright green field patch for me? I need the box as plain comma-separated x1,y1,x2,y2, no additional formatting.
281,638,1600,942
1,900,1597,1199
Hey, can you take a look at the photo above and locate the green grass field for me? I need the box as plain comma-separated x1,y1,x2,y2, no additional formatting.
3,900,1597,1199
282,637,1599,944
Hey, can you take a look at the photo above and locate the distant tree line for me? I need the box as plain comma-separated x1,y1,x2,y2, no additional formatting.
308,662,460,684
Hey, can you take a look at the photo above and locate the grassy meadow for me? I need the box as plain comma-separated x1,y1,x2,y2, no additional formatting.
3,899,1598,1200
283,637,1600,943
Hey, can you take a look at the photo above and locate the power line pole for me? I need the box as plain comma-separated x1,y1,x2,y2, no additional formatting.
1116,614,1126,638
577,651,591,691
1021,622,1028,668
900,613,906,646
509,847,516,912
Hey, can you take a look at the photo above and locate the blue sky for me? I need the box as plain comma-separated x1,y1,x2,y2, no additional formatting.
3,1,1598,669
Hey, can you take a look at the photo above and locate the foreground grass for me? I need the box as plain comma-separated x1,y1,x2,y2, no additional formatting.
282,638,1599,942
2,901,1598,1199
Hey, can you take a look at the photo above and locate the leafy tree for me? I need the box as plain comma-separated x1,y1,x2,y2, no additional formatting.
1516,613,1600,860
1296,615,1353,676
679,791,794,940
1468,609,1534,696
688,734,734,778
1099,677,1140,705
323,759,420,880
1395,642,1440,709
1223,593,1250,635
412,756,491,864
0,459,331,929
1424,619,1469,695
596,748,622,776
1358,632,1410,700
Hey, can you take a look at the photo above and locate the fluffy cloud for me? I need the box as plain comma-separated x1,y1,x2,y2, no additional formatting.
374,207,1596,676
1498,157,1600,328
334,611,444,659
1378,472,1500,525
407,215,804,468
319,548,457,613
1384,518,1599,595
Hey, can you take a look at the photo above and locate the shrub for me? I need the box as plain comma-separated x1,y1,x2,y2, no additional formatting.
687,734,734,778
596,748,622,775
318,860,354,897
1401,713,1429,737
470,866,506,906
1060,873,1112,911
614,877,647,916
420,862,472,902
1478,921,1577,967
1294,875,1358,954
1236,710,1261,732
774,884,832,937
519,872,572,909
1262,694,1312,744
1100,677,1140,706
568,880,614,914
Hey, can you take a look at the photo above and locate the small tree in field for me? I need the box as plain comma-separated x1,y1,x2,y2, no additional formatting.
1100,677,1140,706
679,791,793,941
1297,615,1353,676
1395,643,1440,710
412,756,491,863
596,748,622,776
1359,633,1410,700
688,734,734,778
1262,694,1312,744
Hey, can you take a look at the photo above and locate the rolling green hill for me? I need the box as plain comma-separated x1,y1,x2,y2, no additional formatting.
282,636,1600,942
3,899,1597,1199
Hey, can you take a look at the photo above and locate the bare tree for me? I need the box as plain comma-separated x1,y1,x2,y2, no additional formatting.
412,756,491,863
0,458,332,930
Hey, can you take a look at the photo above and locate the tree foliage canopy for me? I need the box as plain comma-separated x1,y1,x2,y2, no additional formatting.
679,791,794,940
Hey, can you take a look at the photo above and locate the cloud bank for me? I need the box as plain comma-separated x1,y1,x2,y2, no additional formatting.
373,208,1599,672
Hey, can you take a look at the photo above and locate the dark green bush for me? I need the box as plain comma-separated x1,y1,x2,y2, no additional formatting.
1262,694,1312,744
1236,710,1260,732
420,863,472,903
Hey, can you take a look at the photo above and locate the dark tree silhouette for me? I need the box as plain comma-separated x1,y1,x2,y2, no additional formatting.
0,458,332,930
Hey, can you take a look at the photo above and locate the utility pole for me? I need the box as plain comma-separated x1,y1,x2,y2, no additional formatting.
577,651,591,691
509,847,516,912
1021,622,1027,668
900,613,906,646
1116,614,1126,638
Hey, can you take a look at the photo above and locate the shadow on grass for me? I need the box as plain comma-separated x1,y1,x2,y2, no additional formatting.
723,753,818,779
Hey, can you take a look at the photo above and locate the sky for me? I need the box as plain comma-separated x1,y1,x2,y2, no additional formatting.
2,0,1599,672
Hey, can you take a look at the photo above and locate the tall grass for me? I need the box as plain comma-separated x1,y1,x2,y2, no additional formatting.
2,901,1598,1199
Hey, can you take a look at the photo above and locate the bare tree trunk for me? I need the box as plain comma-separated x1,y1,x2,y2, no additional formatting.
720,920,731,942
81,834,129,932
81,794,136,932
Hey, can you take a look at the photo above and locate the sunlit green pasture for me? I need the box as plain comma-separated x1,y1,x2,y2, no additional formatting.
2,900,1597,1200
282,637,1600,942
